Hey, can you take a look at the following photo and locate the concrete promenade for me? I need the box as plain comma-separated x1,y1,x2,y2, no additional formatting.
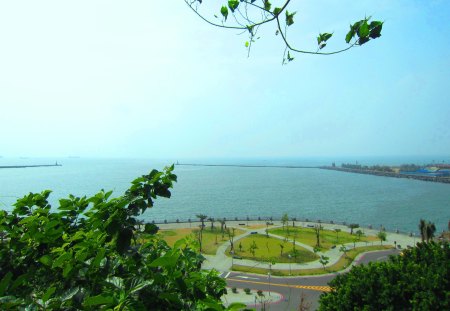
157,220,416,273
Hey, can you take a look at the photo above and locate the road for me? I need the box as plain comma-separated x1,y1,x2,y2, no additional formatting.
223,249,399,310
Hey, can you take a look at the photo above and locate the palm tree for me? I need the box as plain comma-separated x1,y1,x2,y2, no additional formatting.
426,222,436,242
196,214,208,252
196,214,207,229
348,223,359,235
334,228,341,243
281,213,289,231
419,219,437,242
419,219,426,242
208,217,215,231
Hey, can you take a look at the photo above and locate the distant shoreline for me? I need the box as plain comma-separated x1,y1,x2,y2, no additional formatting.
321,166,450,184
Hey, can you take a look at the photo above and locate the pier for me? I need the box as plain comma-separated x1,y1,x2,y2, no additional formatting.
176,163,319,169
0,163,62,169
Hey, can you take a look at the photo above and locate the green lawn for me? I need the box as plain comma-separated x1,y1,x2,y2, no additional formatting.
269,226,374,251
226,234,318,263
232,245,393,276
157,227,245,255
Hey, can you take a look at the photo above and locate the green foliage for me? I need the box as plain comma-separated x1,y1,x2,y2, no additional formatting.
0,166,229,310
319,242,450,310
186,1,384,60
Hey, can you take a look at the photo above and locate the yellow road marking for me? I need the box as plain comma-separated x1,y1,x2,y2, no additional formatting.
227,278,331,292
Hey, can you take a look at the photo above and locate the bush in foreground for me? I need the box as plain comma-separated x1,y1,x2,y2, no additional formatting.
319,241,449,310
0,166,243,310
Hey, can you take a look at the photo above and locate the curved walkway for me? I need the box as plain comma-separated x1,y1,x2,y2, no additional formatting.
158,220,416,274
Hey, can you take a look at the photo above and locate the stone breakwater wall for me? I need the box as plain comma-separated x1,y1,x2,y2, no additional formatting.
320,166,450,184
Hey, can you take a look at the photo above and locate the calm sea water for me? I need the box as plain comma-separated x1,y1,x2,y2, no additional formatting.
1,157,449,234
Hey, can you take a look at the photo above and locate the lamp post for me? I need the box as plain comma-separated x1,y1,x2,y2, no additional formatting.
288,254,292,276
268,263,271,296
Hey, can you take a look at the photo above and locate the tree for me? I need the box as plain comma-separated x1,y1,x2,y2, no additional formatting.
339,245,348,259
334,228,341,243
227,227,236,252
348,223,359,235
314,225,321,248
196,214,208,252
355,229,363,241
319,241,450,310
279,243,284,256
249,240,258,258
377,231,387,245
281,213,289,231
196,214,208,229
0,166,238,310
219,218,226,239
186,0,383,63
419,219,436,243
208,217,215,230
319,255,329,270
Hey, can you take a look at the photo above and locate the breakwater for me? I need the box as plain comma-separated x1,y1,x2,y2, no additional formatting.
0,163,62,169
321,166,450,184
176,163,319,169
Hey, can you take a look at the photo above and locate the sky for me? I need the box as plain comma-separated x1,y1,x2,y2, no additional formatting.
0,0,449,159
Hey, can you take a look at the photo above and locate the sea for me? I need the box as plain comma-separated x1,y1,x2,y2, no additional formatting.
1,156,449,235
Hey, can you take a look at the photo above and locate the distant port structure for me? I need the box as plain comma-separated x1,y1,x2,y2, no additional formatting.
176,162,450,184
176,163,320,169
0,161,62,169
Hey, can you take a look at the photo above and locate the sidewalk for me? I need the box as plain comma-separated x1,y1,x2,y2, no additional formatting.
158,220,416,273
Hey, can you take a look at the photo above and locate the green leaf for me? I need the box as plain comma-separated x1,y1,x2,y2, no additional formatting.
245,41,249,48
228,0,239,13
345,28,355,43
39,254,52,266
0,272,12,295
149,253,180,268
357,20,370,38
369,21,383,39
63,263,73,278
273,7,282,16
227,302,248,310
11,274,27,291
263,0,271,11
53,252,71,268
60,287,79,302
358,36,370,45
220,6,228,21
42,286,56,303
285,10,296,27
83,294,115,307
91,248,106,269
287,51,294,62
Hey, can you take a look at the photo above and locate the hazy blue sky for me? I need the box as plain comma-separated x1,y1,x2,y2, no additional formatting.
1,1,449,159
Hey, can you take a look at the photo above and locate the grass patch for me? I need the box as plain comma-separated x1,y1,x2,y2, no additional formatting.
232,245,393,276
226,234,318,263
269,226,374,251
157,227,245,255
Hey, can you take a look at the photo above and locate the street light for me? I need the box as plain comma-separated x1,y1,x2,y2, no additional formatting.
268,263,272,296
288,254,292,276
